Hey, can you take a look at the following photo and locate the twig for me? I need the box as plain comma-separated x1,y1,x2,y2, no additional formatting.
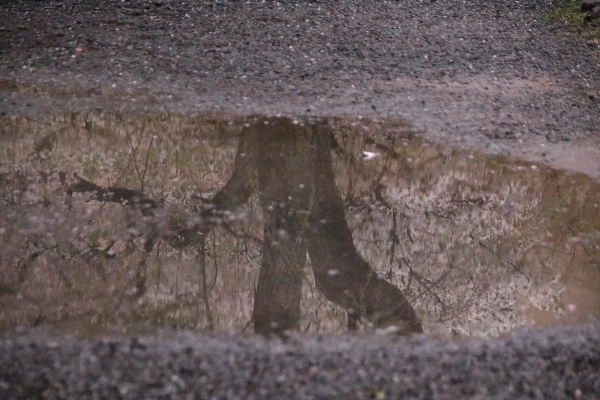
199,236,214,330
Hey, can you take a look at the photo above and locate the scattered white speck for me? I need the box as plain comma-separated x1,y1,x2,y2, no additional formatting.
375,326,400,335
361,151,380,161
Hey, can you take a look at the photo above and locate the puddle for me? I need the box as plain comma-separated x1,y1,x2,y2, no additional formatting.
1,112,599,338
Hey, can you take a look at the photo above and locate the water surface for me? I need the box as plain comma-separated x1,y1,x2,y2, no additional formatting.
1,112,599,337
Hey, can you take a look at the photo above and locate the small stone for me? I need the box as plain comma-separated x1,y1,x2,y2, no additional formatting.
586,39,600,49
591,6,600,19
581,0,600,12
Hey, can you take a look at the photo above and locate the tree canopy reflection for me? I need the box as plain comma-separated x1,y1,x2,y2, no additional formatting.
1,112,599,337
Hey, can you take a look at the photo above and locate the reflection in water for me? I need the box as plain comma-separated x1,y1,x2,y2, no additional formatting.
207,118,422,334
0,112,599,337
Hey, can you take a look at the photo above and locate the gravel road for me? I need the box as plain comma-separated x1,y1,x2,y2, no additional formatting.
2,324,600,400
1,0,600,398
1,0,599,159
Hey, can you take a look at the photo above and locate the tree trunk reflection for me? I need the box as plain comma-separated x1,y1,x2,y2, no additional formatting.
207,118,422,335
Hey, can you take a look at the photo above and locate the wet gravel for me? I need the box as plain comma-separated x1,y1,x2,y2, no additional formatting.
1,324,599,399
1,0,599,151
1,0,600,398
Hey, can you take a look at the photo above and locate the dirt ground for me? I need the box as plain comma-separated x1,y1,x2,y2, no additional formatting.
1,0,600,398
1,0,599,175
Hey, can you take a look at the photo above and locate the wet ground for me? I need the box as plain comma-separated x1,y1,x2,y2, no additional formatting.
2,323,600,400
1,0,600,179
1,0,600,398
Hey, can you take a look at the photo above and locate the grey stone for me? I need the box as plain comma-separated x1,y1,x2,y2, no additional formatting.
581,0,600,12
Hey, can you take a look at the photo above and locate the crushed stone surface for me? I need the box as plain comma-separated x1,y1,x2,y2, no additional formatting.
1,1,600,398
1,0,598,156
1,324,600,400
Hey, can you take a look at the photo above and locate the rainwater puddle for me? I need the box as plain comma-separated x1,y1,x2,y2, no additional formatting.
1,112,599,338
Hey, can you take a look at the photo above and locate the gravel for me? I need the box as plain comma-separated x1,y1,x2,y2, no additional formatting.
1,0,599,151
1,324,600,400
1,0,600,398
